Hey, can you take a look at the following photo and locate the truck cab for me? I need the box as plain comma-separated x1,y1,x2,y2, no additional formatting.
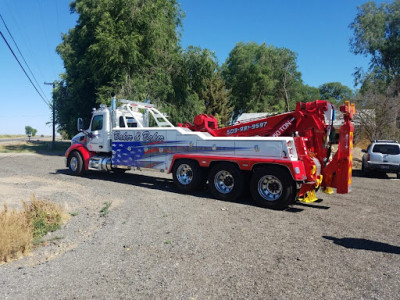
73,102,150,154
86,106,111,153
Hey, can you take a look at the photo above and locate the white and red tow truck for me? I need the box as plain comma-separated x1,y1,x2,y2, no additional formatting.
65,95,355,209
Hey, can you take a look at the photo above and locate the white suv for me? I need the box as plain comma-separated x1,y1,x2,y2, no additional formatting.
362,140,400,179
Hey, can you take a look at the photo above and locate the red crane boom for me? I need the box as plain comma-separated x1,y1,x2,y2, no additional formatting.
179,100,356,200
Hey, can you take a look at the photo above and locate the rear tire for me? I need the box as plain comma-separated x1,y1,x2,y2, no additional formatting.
208,162,244,201
68,151,85,176
250,166,295,210
172,159,205,191
361,160,371,177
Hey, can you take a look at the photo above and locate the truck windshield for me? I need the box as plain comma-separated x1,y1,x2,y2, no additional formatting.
372,144,400,155
91,115,103,131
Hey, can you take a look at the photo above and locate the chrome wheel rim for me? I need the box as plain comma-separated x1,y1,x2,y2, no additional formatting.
176,164,193,185
70,157,78,172
258,175,282,201
214,170,234,194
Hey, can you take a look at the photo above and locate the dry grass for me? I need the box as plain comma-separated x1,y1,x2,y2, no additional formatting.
0,141,70,155
0,195,66,263
355,138,371,150
0,204,32,262
0,134,26,139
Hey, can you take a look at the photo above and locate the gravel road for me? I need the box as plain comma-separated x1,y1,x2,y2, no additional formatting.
0,153,399,299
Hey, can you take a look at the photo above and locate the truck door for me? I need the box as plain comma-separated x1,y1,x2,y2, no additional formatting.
87,114,106,152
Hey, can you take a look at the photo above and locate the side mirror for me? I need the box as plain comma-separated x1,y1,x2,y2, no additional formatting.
361,149,367,153
77,118,84,132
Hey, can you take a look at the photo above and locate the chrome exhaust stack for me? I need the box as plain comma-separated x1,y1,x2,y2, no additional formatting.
111,92,117,128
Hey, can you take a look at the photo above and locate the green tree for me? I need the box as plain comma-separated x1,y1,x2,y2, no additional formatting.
222,42,303,120
354,80,400,140
319,82,353,104
53,80,76,134
25,126,37,137
350,1,400,139
55,0,183,137
179,46,218,96
300,85,321,102
273,48,303,112
163,46,219,124
201,72,232,126
350,1,400,91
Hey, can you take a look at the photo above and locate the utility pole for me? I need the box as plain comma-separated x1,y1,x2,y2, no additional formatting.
44,81,56,149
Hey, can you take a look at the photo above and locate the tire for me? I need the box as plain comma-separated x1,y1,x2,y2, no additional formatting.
250,166,295,210
208,162,244,201
361,161,371,177
172,159,205,191
68,151,85,176
397,172,400,179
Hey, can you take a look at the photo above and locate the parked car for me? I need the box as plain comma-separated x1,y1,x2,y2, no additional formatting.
362,140,400,179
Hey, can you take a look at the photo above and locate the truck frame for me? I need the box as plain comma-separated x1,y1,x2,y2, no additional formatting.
65,96,355,209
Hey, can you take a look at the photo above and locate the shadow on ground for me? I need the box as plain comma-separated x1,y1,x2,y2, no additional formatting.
323,236,400,254
55,168,256,206
0,141,69,156
352,169,397,179
55,169,333,213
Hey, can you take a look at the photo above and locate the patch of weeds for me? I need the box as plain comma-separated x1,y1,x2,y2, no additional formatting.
164,240,172,245
0,195,66,263
100,201,112,217
0,204,32,262
32,236,43,246
162,213,168,218
69,212,79,217
23,195,64,238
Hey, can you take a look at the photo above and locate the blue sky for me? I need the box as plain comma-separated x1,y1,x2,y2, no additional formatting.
0,0,377,135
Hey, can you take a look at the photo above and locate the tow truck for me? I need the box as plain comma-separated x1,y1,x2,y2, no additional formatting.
65,95,355,209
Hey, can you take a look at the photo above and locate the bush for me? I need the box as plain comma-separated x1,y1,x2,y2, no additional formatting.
23,195,63,239
0,204,32,262
0,195,65,263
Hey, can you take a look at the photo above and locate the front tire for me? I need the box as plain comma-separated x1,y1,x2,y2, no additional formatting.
68,151,85,176
208,162,244,201
250,166,295,210
172,159,205,191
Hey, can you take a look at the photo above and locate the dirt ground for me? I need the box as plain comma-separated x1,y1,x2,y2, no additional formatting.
0,151,399,299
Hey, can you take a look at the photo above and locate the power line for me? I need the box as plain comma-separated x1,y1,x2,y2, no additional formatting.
0,30,50,107
0,13,49,103
4,1,48,83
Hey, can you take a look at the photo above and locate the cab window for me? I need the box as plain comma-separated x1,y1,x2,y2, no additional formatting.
126,117,137,128
119,116,126,128
91,115,103,131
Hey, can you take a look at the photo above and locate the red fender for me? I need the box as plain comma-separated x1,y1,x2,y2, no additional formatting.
65,144,94,171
